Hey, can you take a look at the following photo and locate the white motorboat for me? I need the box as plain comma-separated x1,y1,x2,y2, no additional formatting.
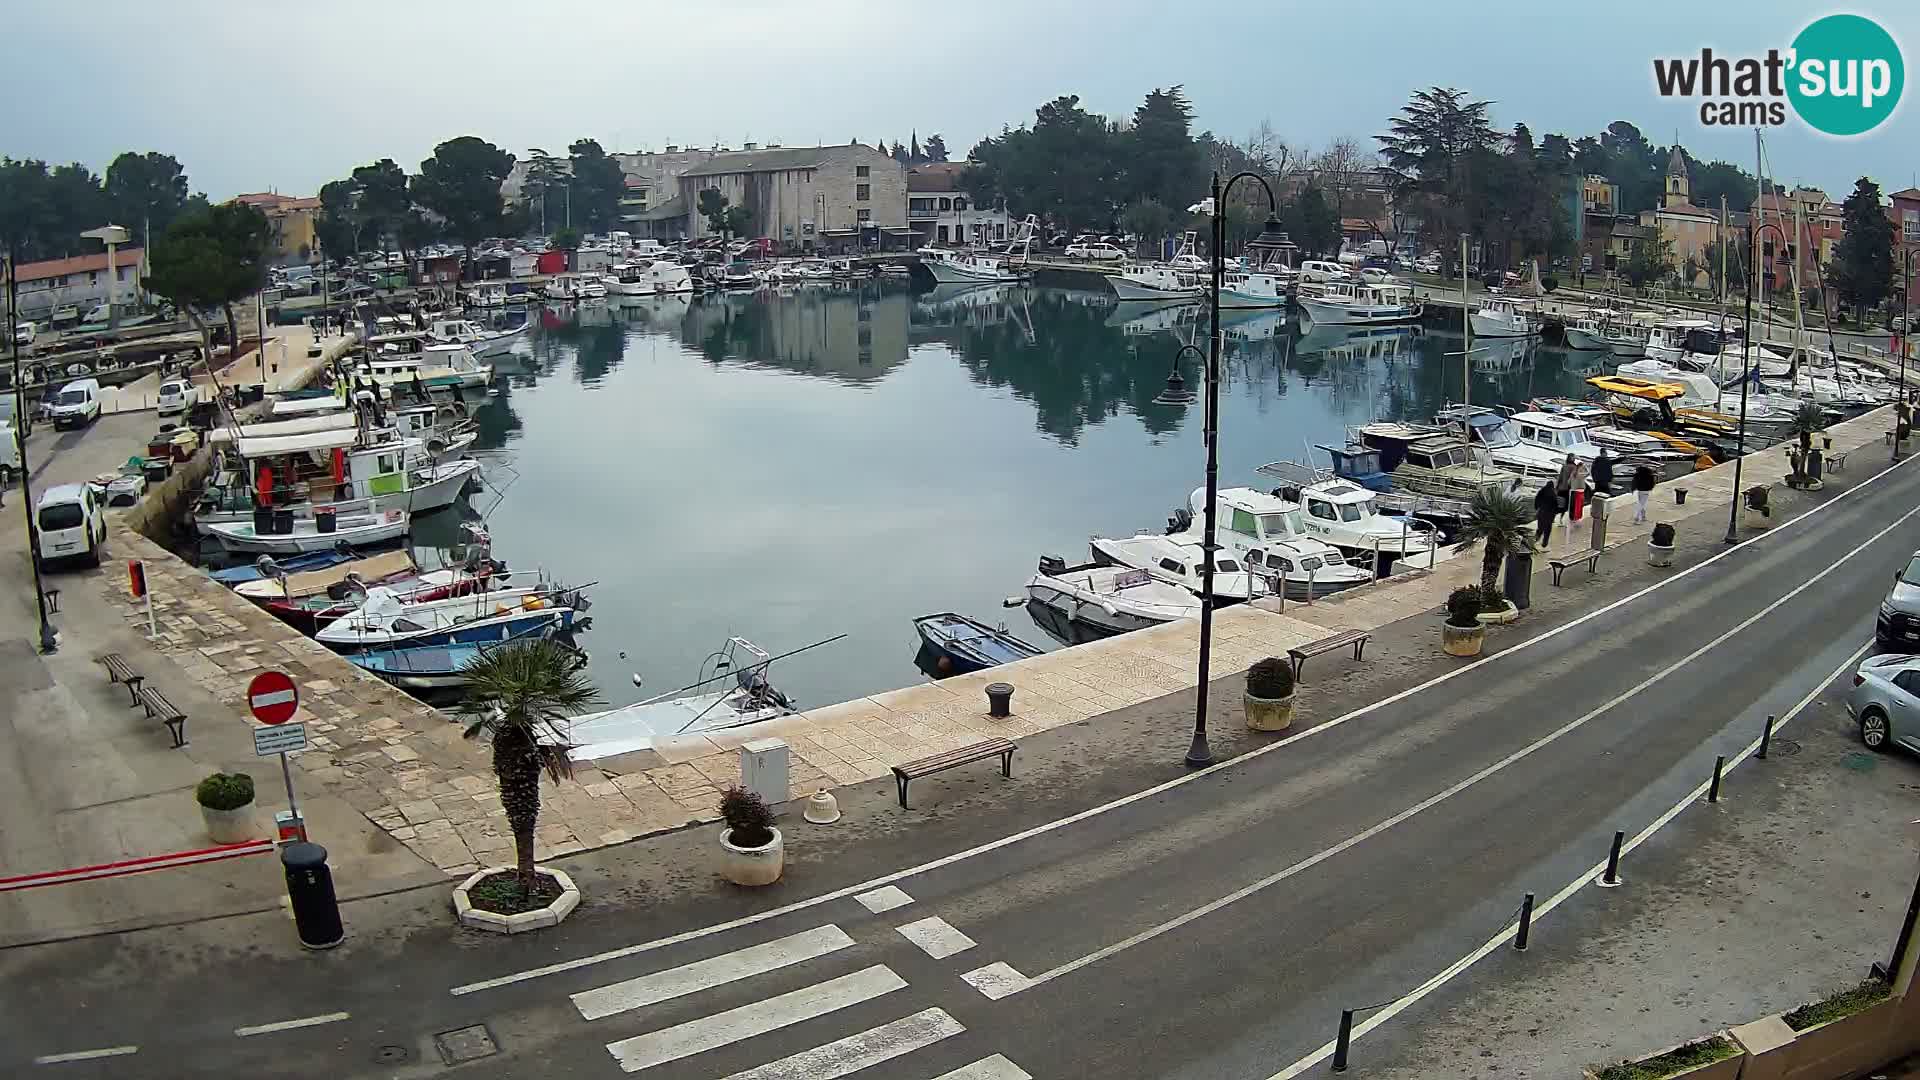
428,318,528,357
1219,232,1299,310
1173,486,1372,597
1643,319,1724,365
557,638,799,762
1109,263,1204,302
544,272,605,302
317,581,588,650
1561,310,1610,351
464,282,512,308
920,217,1036,284
1468,295,1540,338
1615,359,1790,426
205,508,410,555
1025,556,1201,639
357,342,493,390
1298,280,1421,325
1087,533,1263,602
1254,462,1445,569
603,259,694,297
1439,405,1594,478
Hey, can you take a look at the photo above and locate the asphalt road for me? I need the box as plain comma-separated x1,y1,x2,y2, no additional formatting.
6,454,1919,1079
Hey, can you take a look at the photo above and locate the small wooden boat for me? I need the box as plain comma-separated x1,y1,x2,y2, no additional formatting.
203,508,410,555
913,613,1044,676
348,626,577,692
210,546,360,585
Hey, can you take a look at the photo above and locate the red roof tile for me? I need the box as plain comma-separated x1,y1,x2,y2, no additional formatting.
6,248,146,283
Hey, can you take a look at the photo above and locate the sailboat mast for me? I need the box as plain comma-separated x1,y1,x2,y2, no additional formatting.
1718,195,1729,408
1460,232,1470,409
1790,198,1807,380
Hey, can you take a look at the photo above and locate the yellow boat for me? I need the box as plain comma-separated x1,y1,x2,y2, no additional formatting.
1586,376,1737,454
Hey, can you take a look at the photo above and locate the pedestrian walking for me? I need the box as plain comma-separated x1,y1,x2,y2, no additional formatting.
1534,480,1558,547
1589,449,1615,496
1554,453,1578,527
1632,463,1656,523
1568,458,1590,523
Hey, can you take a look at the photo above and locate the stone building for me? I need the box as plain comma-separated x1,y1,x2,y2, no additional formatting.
676,142,910,251
4,248,147,321
1636,147,1726,278
906,163,1010,248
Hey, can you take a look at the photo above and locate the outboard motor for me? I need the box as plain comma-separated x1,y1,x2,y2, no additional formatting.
1165,507,1194,535
1038,554,1068,577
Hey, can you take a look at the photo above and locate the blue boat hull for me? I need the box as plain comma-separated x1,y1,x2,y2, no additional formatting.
914,613,1043,676
326,609,574,653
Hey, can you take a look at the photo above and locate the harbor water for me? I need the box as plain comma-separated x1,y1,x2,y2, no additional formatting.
452,283,1616,712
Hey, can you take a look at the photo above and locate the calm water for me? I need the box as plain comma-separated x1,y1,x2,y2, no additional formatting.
450,284,1602,712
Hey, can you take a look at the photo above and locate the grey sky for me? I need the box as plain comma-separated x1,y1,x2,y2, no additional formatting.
3,1,1914,201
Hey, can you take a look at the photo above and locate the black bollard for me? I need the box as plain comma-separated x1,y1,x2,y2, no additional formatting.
1331,1009,1355,1072
1514,892,1535,951
986,682,1014,719
1708,755,1725,803
1599,830,1625,887
1758,714,1774,760
281,842,345,949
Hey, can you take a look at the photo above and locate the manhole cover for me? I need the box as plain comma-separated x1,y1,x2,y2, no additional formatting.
435,1025,499,1064
1765,738,1802,757
372,1045,410,1065
1842,751,1879,772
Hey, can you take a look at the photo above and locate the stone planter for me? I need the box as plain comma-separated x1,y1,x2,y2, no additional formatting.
453,866,582,934
1647,541,1675,567
720,826,784,886
1441,621,1485,657
200,802,257,844
1580,1034,1743,1080
1730,994,1902,1080
1243,690,1295,732
1477,600,1519,625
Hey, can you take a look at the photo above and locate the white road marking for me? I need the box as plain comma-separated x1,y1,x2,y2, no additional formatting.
573,925,855,1021
605,965,906,1073
895,916,976,959
720,1007,963,1079
960,962,1032,1000
995,499,1920,995
450,448,1914,998
233,1011,350,1037
854,885,915,913
934,1055,1035,1080
1263,639,1874,1079
33,1046,139,1065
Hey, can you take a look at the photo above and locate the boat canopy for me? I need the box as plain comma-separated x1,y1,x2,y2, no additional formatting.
234,428,361,458
209,411,358,446
1587,375,1687,401
272,395,348,416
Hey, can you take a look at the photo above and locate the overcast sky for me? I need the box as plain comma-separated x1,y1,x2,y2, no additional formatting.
2,1,1913,201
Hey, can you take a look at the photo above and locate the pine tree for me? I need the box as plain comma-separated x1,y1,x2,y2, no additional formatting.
1832,177,1894,320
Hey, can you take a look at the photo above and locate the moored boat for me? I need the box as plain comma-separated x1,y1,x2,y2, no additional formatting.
204,508,411,555
1024,556,1200,640
913,613,1044,675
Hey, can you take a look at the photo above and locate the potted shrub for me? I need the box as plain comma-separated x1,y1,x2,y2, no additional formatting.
196,772,257,844
1647,522,1676,567
1743,485,1771,529
1451,487,1534,620
1243,657,1296,732
1442,586,1486,657
1475,584,1518,625
719,786,784,886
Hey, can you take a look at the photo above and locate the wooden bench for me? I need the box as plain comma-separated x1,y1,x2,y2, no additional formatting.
1287,629,1372,680
1549,548,1603,586
99,653,144,704
135,685,188,748
1827,450,1850,473
892,737,1015,808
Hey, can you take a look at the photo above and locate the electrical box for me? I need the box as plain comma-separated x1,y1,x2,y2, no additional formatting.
740,738,790,805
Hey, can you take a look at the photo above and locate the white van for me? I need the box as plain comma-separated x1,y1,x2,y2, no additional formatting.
0,420,19,483
14,321,35,346
1300,260,1349,282
49,378,101,429
156,378,199,416
37,483,106,567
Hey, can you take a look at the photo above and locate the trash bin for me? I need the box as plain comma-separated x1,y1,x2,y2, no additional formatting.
280,842,344,949
143,458,171,484
1503,551,1533,611
253,506,273,534
315,507,337,534
272,508,295,535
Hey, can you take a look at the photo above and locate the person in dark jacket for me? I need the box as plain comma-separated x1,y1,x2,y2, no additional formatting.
1589,450,1614,496
1534,480,1559,546
1632,463,1657,523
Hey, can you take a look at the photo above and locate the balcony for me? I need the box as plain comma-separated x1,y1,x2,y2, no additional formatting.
908,208,940,219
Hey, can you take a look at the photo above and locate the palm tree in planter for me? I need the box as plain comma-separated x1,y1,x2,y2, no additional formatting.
1787,402,1826,487
459,639,603,906
1450,485,1535,618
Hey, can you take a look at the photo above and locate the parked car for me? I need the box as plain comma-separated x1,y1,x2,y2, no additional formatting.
1876,551,1920,652
1413,254,1442,274
0,392,31,438
48,378,101,430
1065,241,1127,261
1848,652,1920,754
0,419,18,483
14,321,36,346
156,378,199,416
1299,260,1348,283
1358,267,1400,285
36,482,106,567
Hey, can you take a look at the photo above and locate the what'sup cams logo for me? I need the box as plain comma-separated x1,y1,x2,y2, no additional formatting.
1653,13,1903,136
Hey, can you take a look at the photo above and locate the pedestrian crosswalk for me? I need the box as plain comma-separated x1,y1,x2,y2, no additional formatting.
573,910,1033,1077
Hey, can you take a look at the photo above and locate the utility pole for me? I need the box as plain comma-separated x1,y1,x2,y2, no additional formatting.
7,247,58,653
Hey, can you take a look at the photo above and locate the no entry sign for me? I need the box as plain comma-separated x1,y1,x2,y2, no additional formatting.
247,671,299,725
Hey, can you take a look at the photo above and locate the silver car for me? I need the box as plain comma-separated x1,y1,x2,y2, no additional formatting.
1848,653,1920,753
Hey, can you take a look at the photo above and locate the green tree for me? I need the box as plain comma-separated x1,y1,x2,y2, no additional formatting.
105,152,191,247
521,148,567,234
1451,486,1535,596
349,158,411,252
314,178,363,262
1286,186,1339,258
1122,86,1205,214
923,133,949,163
458,639,603,899
397,211,440,260
143,202,271,364
1376,87,1498,251
1119,198,1175,253
1701,237,1746,293
1622,233,1675,287
697,187,731,236
567,138,626,234
1832,177,1894,317
411,136,515,268
723,205,753,240
550,225,582,252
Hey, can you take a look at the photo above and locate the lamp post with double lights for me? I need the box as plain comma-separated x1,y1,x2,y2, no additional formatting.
1728,220,1788,545
7,247,58,653
1155,171,1287,768
1892,247,1918,461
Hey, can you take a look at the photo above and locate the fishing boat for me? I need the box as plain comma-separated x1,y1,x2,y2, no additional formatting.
355,343,493,391
347,624,577,692
912,613,1044,675
602,259,695,297
203,508,411,555
1170,486,1373,597
239,552,505,635
234,549,417,606
427,318,528,357
1643,319,1721,365
1468,295,1541,338
1024,556,1200,640
1218,230,1298,309
316,580,589,651
209,545,360,585
919,218,1037,284
1109,262,1204,302
542,273,591,302
194,425,481,527
1353,424,1529,500
1254,461,1446,570
1561,310,1610,352
1087,533,1264,602
464,282,512,309
1297,280,1421,326
558,638,801,762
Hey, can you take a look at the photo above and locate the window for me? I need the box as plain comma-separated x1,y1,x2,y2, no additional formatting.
1230,508,1259,534
1904,210,1920,242
1893,669,1920,697
910,198,933,211
937,225,949,242
391,618,427,633
88,271,100,285
1158,558,1186,575
1300,556,1324,571
1245,550,1264,567
1274,557,1296,573
857,209,871,223
1259,510,1303,536
996,224,1006,240
1338,504,1361,523
378,454,395,473
1307,500,1336,521
1217,559,1240,573
39,503,83,530
856,165,870,177
955,198,967,212
938,198,952,211
856,184,870,201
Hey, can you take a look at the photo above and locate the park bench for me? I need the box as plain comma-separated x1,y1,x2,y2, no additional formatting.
134,685,188,748
892,737,1016,809
98,653,144,704
1827,449,1850,473
1287,629,1372,681
1549,548,1603,586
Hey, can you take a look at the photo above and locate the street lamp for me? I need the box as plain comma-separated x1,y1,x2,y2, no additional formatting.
1152,343,1203,406
1892,248,1919,460
1728,220,1788,544
1167,171,1286,768
6,246,58,653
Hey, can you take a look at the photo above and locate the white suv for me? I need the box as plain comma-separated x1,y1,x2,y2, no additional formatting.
1065,241,1127,261
37,483,106,567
